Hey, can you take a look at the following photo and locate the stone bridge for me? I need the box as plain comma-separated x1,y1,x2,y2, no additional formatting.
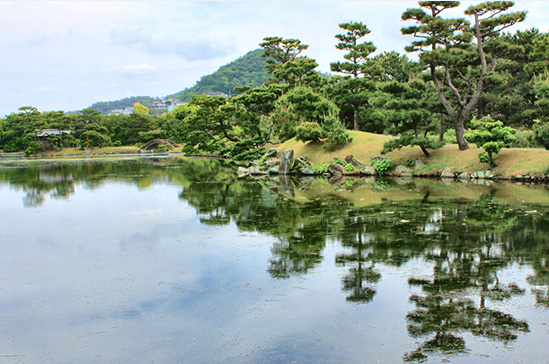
140,139,179,151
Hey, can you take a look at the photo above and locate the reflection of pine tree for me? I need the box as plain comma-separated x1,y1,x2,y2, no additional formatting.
527,260,549,307
336,217,382,303
404,244,529,362
268,231,326,279
340,264,380,303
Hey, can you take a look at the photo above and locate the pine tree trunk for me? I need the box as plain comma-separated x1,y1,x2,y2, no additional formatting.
439,113,445,141
353,105,359,131
454,117,470,150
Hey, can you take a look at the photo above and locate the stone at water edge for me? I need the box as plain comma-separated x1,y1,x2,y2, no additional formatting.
395,165,412,173
329,163,345,176
278,150,294,175
299,166,317,175
413,159,425,168
345,155,366,169
363,166,376,176
441,167,454,179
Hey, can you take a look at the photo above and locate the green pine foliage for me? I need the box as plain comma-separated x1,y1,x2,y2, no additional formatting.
533,120,549,149
465,117,517,167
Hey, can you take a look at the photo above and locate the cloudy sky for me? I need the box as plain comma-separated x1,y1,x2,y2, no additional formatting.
1,0,548,117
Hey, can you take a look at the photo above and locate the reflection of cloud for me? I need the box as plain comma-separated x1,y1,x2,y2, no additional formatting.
110,27,237,61
129,208,164,216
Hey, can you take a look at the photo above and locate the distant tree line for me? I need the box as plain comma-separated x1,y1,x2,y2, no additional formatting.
1,1,548,158
89,96,157,115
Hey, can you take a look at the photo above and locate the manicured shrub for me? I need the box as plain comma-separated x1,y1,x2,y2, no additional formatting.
465,117,517,167
295,121,323,143
371,158,393,175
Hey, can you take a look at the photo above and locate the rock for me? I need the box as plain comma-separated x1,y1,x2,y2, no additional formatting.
298,166,317,175
370,156,387,162
363,166,377,175
395,165,412,174
249,165,267,175
413,159,425,168
474,171,486,179
297,155,312,166
268,167,279,175
329,163,345,176
345,155,366,169
237,166,250,177
299,176,316,185
440,167,454,179
457,172,470,180
263,158,279,169
485,170,494,179
264,148,278,158
278,150,294,175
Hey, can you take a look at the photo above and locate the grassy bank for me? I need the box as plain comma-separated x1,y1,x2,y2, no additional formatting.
278,130,549,177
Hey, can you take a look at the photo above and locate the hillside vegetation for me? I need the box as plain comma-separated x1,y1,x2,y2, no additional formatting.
89,96,157,115
168,49,270,101
278,131,549,177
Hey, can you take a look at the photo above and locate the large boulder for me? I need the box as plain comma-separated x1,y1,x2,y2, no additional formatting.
440,167,455,179
363,166,377,176
395,165,412,176
345,155,366,169
278,150,294,175
412,159,425,168
299,166,317,175
249,165,267,175
329,163,345,176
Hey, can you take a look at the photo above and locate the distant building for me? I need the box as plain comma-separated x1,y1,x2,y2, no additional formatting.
122,107,134,115
150,100,168,110
108,109,124,115
35,129,71,137
34,129,72,150
207,92,228,98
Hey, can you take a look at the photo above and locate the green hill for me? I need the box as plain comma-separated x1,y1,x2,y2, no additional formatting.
168,49,270,101
89,96,157,115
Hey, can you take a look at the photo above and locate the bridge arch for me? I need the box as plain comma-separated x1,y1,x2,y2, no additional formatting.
140,139,179,151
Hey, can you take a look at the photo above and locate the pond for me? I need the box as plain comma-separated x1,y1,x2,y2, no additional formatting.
0,157,547,364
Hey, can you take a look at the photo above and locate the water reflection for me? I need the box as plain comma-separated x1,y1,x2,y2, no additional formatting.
0,158,548,363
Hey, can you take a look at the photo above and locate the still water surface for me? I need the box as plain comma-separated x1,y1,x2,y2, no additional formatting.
0,157,548,363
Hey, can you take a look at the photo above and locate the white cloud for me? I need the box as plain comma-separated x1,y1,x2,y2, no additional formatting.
110,27,238,61
0,0,548,117
112,64,159,72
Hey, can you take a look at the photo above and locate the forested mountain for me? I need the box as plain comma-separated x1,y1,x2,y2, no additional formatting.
168,49,270,101
89,96,157,114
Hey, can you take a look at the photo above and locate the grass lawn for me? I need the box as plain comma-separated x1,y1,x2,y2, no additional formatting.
278,130,549,177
